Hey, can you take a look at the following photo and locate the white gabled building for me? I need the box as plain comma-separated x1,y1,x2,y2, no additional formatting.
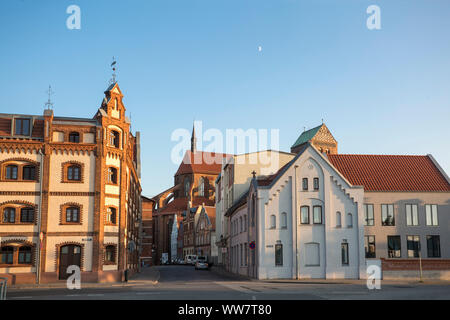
248,142,366,279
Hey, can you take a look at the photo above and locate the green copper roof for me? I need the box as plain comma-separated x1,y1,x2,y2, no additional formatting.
291,124,322,148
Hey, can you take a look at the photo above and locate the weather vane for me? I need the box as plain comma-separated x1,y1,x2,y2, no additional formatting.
110,56,117,84
44,85,54,110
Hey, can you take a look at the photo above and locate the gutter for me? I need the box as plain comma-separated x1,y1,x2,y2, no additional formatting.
36,149,44,284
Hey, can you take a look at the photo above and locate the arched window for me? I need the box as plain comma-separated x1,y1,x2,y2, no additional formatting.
105,245,116,263
20,207,34,223
281,212,287,229
270,214,276,229
107,207,117,224
66,206,80,223
0,246,14,264
3,207,15,223
336,211,342,228
18,246,32,264
198,177,204,197
22,165,36,180
69,132,80,143
5,165,18,180
184,178,190,197
110,130,120,148
347,213,353,228
67,165,81,181
108,167,118,184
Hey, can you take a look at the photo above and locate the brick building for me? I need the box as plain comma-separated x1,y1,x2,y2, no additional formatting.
0,82,142,285
141,196,155,266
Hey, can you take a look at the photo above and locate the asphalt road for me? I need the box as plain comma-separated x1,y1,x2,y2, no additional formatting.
5,265,450,300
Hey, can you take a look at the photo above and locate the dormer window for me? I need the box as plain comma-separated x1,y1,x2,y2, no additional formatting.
110,130,120,148
15,118,30,136
69,132,80,143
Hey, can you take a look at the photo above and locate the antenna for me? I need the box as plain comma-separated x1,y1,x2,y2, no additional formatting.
45,85,54,110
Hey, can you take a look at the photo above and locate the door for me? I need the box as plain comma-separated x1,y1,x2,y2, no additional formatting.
59,245,81,280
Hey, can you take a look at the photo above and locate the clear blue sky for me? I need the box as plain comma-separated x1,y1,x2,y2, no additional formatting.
1,0,449,197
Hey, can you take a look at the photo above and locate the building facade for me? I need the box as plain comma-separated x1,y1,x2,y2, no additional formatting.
0,82,142,285
141,196,155,266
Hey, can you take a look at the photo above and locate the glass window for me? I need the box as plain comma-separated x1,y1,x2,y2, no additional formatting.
270,215,276,229
20,207,34,223
426,235,441,258
300,206,309,224
105,246,115,263
407,235,420,258
281,212,287,229
184,178,190,197
110,130,120,148
302,178,308,191
341,243,349,265
3,207,15,223
313,206,322,224
406,204,419,226
347,213,353,228
22,165,36,180
69,132,80,143
313,177,319,190
365,235,376,258
336,211,341,227
15,118,30,136
66,207,80,223
425,205,438,226
387,235,401,258
108,167,117,184
198,177,204,197
364,204,374,226
107,207,116,224
382,204,395,226
1,246,14,264
5,165,18,180
67,165,81,181
18,246,32,264
275,243,283,266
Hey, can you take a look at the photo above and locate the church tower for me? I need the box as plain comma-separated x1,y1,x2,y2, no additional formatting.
291,123,338,154
191,123,197,153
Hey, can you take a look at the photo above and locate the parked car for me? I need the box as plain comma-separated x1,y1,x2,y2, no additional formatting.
195,256,209,270
185,254,197,265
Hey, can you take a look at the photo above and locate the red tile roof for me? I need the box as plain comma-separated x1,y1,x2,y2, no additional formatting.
257,159,294,186
327,154,450,192
158,197,189,214
175,150,231,176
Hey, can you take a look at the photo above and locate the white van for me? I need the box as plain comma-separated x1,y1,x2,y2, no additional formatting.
185,255,197,265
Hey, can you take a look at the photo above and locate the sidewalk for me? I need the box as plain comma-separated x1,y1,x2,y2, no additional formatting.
9,266,160,290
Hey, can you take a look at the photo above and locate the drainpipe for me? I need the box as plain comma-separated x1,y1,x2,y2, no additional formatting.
36,149,44,284
294,166,299,279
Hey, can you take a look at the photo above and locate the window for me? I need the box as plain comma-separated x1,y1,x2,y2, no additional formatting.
105,245,116,263
108,167,118,184
251,196,256,227
67,165,81,181
281,212,287,229
387,236,401,258
407,236,420,258
20,207,34,223
365,235,376,258
313,206,322,224
425,205,438,226
275,243,283,266
313,177,319,190
244,244,248,266
341,242,349,265
18,246,32,264
15,118,30,136
302,178,308,191
336,211,341,228
381,204,395,226
3,207,15,223
364,204,374,226
69,132,80,143
270,215,276,229
239,217,242,233
184,178,190,197
5,165,18,180
347,213,353,228
0,246,14,264
66,207,80,223
405,204,419,226
107,207,117,224
198,177,204,197
22,165,36,180
243,215,247,231
426,236,441,258
110,130,120,148
300,206,309,224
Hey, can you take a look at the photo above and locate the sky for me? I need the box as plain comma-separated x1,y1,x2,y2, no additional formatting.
0,0,449,197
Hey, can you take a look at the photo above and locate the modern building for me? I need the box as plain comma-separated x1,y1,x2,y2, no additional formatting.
0,82,142,285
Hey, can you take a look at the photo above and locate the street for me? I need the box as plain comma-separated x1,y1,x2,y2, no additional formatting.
6,265,450,300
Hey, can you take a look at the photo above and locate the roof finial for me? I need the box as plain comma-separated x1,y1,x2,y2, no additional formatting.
110,56,117,84
45,85,54,110
251,170,257,179
191,121,197,153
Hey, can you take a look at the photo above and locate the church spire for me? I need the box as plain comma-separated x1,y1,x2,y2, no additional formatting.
191,122,197,153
